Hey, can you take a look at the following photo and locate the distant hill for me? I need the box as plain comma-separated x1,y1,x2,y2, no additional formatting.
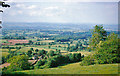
2,22,118,31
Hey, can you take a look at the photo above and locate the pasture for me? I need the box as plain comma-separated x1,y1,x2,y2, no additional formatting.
16,63,118,74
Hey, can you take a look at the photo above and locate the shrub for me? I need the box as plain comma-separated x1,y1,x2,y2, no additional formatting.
93,33,119,64
38,49,46,56
80,55,95,66
7,55,30,71
80,33,119,66
35,59,47,69
27,50,32,57
35,49,39,53
66,53,82,63
48,50,55,57
45,55,69,68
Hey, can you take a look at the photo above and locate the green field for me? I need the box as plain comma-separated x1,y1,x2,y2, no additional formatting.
16,63,118,74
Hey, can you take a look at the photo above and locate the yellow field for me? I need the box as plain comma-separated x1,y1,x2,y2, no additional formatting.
39,40,54,43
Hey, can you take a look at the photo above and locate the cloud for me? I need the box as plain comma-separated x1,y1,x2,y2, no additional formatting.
44,6,59,10
17,10,23,14
27,5,37,9
15,4,26,9
43,6,66,17
15,3,37,10
26,6,66,17
2,2,118,24
28,11,42,16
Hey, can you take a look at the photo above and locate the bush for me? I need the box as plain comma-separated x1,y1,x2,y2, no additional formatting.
35,49,39,52
54,50,61,55
6,63,23,71
45,55,69,68
44,53,82,68
7,55,30,71
66,53,82,63
38,49,46,56
48,50,55,57
94,33,119,64
35,59,47,69
80,33,119,66
2,56,7,64
27,50,32,57
80,55,95,66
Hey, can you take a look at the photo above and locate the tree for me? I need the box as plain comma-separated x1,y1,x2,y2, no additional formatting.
35,49,39,53
29,40,33,45
27,50,32,57
55,50,61,55
89,25,107,50
7,55,30,71
80,32,119,66
48,46,51,49
0,1,10,7
2,56,7,64
30,48,34,51
67,43,70,51
38,49,46,56
94,33,119,64
48,50,55,57
8,48,11,53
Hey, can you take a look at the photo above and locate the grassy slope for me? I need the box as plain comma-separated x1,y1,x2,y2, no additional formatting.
16,62,118,74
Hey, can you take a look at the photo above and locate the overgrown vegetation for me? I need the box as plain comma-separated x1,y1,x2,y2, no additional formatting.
80,25,119,66
2,55,31,74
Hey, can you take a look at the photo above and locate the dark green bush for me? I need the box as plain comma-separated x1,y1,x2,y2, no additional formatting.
44,53,82,68
38,49,46,56
48,50,55,57
66,53,82,63
45,55,69,68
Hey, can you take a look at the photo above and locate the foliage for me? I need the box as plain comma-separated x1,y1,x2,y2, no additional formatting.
44,53,82,68
54,50,61,55
94,33,119,64
47,50,55,57
81,32,119,66
35,59,47,69
80,55,95,66
6,55,30,71
38,49,46,56
27,50,32,57
30,48,34,51
45,55,69,68
89,25,107,50
35,49,39,53
2,50,18,64
66,53,82,63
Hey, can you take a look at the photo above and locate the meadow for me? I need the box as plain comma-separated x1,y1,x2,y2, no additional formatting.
16,63,118,74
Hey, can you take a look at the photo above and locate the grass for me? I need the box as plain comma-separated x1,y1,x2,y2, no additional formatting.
62,51,93,56
1,52,9,57
16,63,118,74
0,49,16,57
40,40,54,43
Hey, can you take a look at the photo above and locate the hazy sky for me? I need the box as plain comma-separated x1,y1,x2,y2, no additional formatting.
1,0,119,24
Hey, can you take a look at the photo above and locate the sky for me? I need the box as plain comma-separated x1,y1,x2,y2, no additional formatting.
0,0,119,24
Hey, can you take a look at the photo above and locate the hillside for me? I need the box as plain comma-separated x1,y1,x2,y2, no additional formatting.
2,22,118,31
15,63,118,74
